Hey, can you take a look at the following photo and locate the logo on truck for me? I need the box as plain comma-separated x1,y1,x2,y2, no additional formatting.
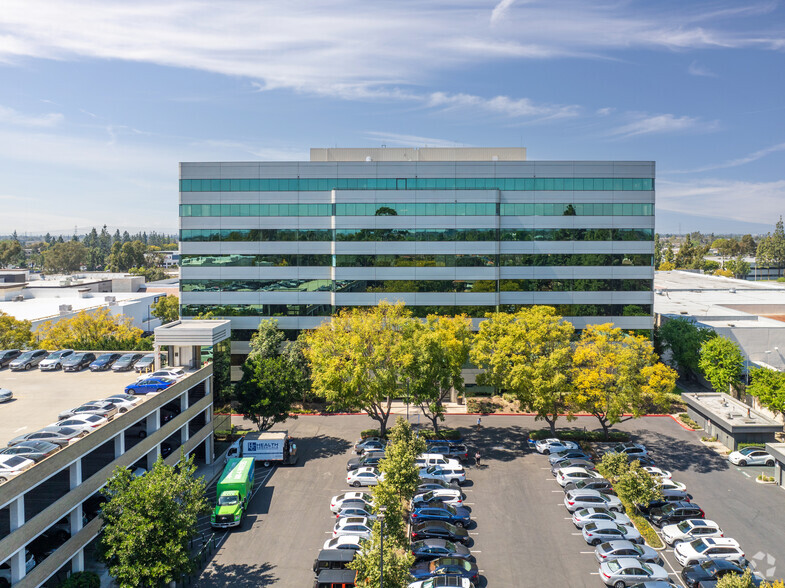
246,441,280,452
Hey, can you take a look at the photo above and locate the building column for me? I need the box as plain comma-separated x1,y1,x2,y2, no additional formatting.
146,410,160,436
205,436,214,465
154,344,161,370
70,460,82,490
71,549,85,574
9,495,24,531
9,549,26,583
147,444,161,470
180,391,189,412
114,433,125,459
181,424,190,446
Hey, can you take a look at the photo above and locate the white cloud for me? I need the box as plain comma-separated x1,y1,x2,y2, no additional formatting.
688,60,717,77
607,113,718,138
426,92,580,120
364,132,469,148
0,104,63,127
668,141,785,174
657,178,785,225
491,0,517,25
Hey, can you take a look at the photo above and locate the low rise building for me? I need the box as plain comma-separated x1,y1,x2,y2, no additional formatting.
765,443,785,490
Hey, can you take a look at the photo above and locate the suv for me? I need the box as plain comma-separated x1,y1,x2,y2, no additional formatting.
649,502,704,528
419,465,466,486
564,489,624,513
415,454,462,469
0,349,22,369
9,350,48,371
674,537,746,567
63,352,96,372
39,349,74,371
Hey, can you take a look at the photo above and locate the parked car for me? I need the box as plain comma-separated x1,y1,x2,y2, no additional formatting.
659,480,688,493
354,438,386,455
55,414,109,433
564,489,624,513
549,450,592,466
649,502,705,528
410,521,470,545
160,443,174,458
535,438,580,454
609,442,649,458
583,521,642,546
330,492,374,513
426,444,470,462
556,467,602,487
0,388,12,403
89,353,122,371
333,517,372,540
728,447,775,467
572,508,631,529
8,426,85,447
412,489,463,508
407,577,474,588
133,354,156,373
419,465,466,486
410,503,471,528
0,440,60,462
0,349,22,369
637,495,693,517
347,452,385,472
62,352,96,372
0,550,36,584
594,540,663,565
0,454,35,482
322,536,363,551
39,349,74,371
598,558,669,587
410,539,473,562
111,353,144,372
102,394,142,413
410,557,479,583
674,538,746,567
414,454,462,470
564,478,616,495
125,376,175,395
642,467,672,479
335,506,377,521
137,367,186,382
417,480,461,494
58,401,119,421
550,459,596,475
347,467,383,487
661,519,724,546
9,349,48,371
681,559,755,588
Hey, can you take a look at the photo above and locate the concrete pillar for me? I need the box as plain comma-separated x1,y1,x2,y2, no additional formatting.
181,424,190,446
114,433,125,459
180,392,189,412
147,445,161,470
205,436,214,465
154,344,161,370
71,549,85,573
9,495,24,531
146,410,160,436
69,460,82,490
206,403,213,424
9,549,26,583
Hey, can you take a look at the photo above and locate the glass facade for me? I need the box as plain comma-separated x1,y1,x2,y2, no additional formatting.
180,177,653,192
181,228,333,242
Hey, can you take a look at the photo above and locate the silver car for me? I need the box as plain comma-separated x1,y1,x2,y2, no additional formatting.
583,521,642,546
564,489,624,513
9,349,48,371
39,349,74,371
598,557,669,587
572,508,631,529
8,426,85,447
57,401,118,421
594,540,663,565
0,389,12,403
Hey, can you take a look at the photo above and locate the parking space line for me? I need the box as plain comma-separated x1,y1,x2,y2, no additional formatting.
741,471,751,478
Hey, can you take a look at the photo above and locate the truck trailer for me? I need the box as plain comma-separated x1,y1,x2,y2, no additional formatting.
227,431,296,467
211,457,255,529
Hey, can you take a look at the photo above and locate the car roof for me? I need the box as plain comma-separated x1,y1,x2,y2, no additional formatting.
602,540,639,550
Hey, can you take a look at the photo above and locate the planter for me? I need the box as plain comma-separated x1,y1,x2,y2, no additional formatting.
756,477,776,485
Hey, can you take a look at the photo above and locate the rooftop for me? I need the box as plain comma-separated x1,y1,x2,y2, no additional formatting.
0,292,158,323
683,392,782,430
309,147,527,162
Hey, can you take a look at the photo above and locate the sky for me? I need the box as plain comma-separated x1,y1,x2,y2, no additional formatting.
0,0,784,236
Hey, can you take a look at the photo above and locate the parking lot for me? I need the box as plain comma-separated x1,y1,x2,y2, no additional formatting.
194,413,785,587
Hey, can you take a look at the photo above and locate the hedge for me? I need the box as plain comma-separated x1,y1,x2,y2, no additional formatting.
360,428,463,441
738,442,766,450
528,429,631,442
58,572,100,588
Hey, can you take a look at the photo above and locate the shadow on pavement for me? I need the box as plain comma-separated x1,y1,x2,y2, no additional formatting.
633,430,731,475
196,562,277,587
249,484,274,516
463,424,530,463
298,434,353,461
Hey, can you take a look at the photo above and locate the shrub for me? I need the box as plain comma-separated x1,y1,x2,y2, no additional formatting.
677,413,700,429
626,505,663,548
361,429,385,439
59,572,100,588
737,442,766,450
420,429,462,441
528,429,630,442
701,435,718,442
466,398,504,414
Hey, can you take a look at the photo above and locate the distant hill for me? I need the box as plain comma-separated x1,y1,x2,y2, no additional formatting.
656,209,772,236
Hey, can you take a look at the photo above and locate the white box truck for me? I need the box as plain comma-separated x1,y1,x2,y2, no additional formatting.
227,431,296,467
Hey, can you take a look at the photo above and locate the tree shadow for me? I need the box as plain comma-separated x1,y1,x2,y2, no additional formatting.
631,429,731,475
195,562,277,587
461,424,531,463
248,485,274,516
297,434,353,462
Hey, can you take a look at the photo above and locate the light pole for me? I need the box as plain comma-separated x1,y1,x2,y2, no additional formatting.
378,506,386,588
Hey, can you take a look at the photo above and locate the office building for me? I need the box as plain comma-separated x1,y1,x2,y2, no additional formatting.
179,148,655,359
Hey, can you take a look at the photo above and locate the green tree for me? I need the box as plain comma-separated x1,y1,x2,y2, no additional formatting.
613,461,662,506
656,317,716,377
471,307,575,434
249,318,285,358
100,453,208,588
34,308,151,351
303,302,415,436
281,333,313,403
740,234,757,256
571,324,678,438
376,418,426,505
699,336,745,395
406,315,473,433
724,256,751,279
0,311,33,348
130,266,168,282
654,233,663,268
756,217,785,277
347,521,414,588
748,367,785,416
58,571,100,588
42,240,88,272
150,295,179,324
598,452,631,483
715,570,771,588
0,239,23,268
235,355,299,430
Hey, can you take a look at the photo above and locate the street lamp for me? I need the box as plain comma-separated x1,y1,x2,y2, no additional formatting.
378,506,387,588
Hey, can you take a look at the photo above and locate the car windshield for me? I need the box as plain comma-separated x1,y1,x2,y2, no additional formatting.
607,561,621,572
218,495,239,506
691,540,709,553
17,351,36,360
421,491,435,500
96,354,114,361
2,456,28,467
676,521,692,532
660,504,675,514
641,564,653,575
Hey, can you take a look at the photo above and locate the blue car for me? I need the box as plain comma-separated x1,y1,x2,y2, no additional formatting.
90,353,122,371
410,503,471,528
125,377,174,395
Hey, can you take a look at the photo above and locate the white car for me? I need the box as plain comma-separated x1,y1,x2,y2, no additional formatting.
598,558,669,586
38,349,74,371
608,442,648,458
414,454,462,469
536,438,580,455
419,465,466,485
643,467,672,479
136,367,185,382
583,520,642,546
0,389,12,403
330,492,374,513
0,550,36,583
103,394,142,413
572,508,632,529
661,519,724,546
323,535,363,551
728,447,775,467
556,467,602,487
659,479,687,492
347,467,383,487
412,488,463,506
408,577,474,588
55,414,109,433
333,516,373,539
564,489,624,513
0,455,36,483
674,537,745,567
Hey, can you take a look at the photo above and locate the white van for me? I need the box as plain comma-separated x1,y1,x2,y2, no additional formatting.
414,453,462,469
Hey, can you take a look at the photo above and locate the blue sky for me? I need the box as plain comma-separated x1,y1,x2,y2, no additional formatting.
0,0,784,236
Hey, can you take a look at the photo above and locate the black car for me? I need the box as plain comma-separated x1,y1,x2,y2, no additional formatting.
0,440,61,462
563,478,616,494
411,521,470,545
649,502,705,528
111,353,144,372
0,349,22,368
90,353,122,371
313,549,355,575
681,559,755,588
410,539,473,562
347,452,385,472
63,353,96,372
637,496,692,517
161,443,174,458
